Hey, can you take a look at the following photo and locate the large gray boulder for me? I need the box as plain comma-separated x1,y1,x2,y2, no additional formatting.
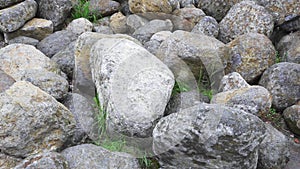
0,0,23,9
0,44,68,100
14,152,69,169
218,72,250,92
153,103,267,168
276,31,300,64
191,16,219,38
0,69,15,93
226,33,276,83
258,124,290,169
283,104,300,135
61,144,140,169
66,18,93,36
90,37,174,137
0,153,22,169
0,81,76,158
218,1,274,43
89,0,120,17
36,0,72,30
259,62,300,111
0,0,37,32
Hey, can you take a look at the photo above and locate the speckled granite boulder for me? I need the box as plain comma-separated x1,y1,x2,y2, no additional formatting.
144,31,172,55
226,33,276,83
218,72,250,92
153,103,266,168
61,144,140,169
0,153,22,169
14,152,69,169
211,86,272,116
89,0,120,17
259,62,300,111
172,6,206,25
283,105,300,135
0,0,37,32
129,0,173,14
36,0,72,30
218,1,274,43
192,16,219,38
66,18,93,36
276,31,300,64
0,0,23,9
0,81,76,158
4,18,53,41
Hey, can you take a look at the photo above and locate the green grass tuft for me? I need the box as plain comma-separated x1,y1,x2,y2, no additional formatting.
71,0,99,22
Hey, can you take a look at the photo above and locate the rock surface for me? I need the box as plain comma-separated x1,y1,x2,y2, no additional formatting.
0,0,37,33
90,37,174,137
14,152,69,169
8,36,39,46
276,31,300,64
218,72,250,92
259,62,300,111
191,16,219,38
218,1,274,43
0,153,22,169
0,81,76,158
61,144,140,169
0,69,15,93
66,18,93,36
226,33,276,83
129,0,173,14
153,103,266,168
0,0,23,9
283,105,300,135
89,0,120,17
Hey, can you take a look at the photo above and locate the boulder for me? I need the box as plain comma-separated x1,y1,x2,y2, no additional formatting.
144,31,172,55
0,0,23,9
8,36,39,47
126,14,149,34
90,37,174,137
191,16,219,38
226,33,276,83
66,18,93,36
129,0,173,14
153,103,267,168
172,6,206,25
258,124,290,169
211,86,272,116
61,144,140,169
4,18,53,41
133,19,173,44
276,31,300,64
14,152,69,169
109,12,128,34
36,0,72,30
0,0,37,32
0,81,76,158
89,0,120,17
283,105,300,135
218,72,250,92
218,1,274,43
0,153,22,169
37,30,77,58
259,62,300,111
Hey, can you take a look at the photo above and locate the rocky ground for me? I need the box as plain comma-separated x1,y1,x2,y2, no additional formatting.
0,0,299,169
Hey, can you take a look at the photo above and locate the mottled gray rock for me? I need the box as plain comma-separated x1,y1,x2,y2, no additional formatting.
37,30,77,58
19,69,69,100
157,30,230,92
0,81,76,158
258,124,290,169
8,36,39,46
219,72,250,92
93,25,114,34
226,33,276,83
36,0,72,30
73,32,140,101
0,69,15,93
0,0,37,33
0,44,63,81
259,62,300,111
66,18,93,36
136,12,195,31
89,0,120,17
109,12,128,34
126,14,149,34
61,144,140,169
51,41,76,80
279,16,300,32
197,0,242,21
133,19,173,44
144,31,172,55
276,31,300,64
219,1,274,43
153,103,266,168
178,0,195,8
0,153,22,169
14,152,69,169
90,37,174,137
4,18,53,41
283,105,300,135
62,93,99,144
0,0,23,9
172,6,206,25
211,86,272,116
192,16,219,38
129,0,173,14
